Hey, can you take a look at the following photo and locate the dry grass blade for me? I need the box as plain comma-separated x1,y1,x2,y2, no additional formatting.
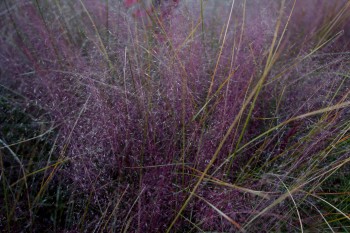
193,193,245,232
100,184,129,232
186,165,271,199
235,100,350,156
307,192,350,222
274,175,304,233
306,200,335,233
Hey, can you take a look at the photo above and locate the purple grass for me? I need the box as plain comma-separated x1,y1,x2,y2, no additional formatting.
1,0,350,232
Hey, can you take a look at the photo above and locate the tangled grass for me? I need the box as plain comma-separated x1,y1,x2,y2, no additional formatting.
1,0,350,232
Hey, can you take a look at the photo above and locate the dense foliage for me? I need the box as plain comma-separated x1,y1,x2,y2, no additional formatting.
1,0,349,232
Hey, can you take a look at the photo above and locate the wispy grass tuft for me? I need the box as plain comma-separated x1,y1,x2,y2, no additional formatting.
0,0,349,232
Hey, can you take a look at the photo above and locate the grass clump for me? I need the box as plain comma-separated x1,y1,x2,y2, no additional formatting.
0,0,350,232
